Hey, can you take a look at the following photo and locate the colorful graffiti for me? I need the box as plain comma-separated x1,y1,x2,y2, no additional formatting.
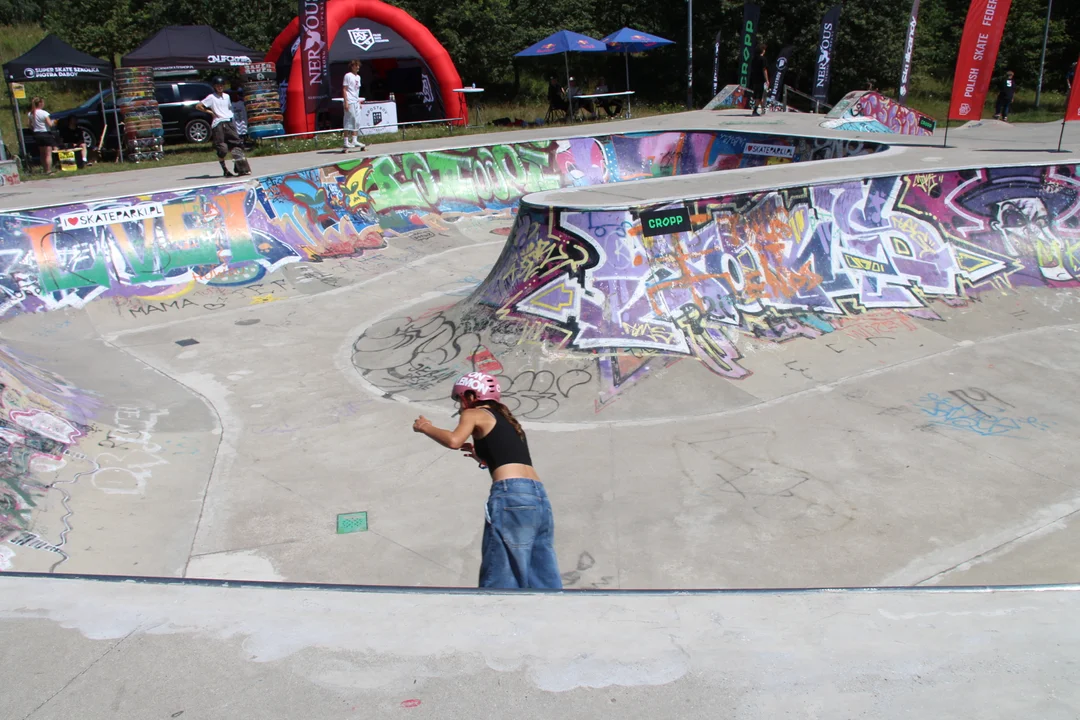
0,345,98,541
0,160,19,187
705,84,752,110
0,131,883,320
826,91,936,136
358,163,1080,393
915,390,1054,438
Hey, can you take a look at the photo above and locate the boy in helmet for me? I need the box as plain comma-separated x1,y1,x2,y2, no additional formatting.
196,76,251,177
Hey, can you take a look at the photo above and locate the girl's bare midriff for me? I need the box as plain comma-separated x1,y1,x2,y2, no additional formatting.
472,411,541,483
490,463,541,483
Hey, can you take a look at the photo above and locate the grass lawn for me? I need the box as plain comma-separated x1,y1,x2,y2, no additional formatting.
905,75,1069,127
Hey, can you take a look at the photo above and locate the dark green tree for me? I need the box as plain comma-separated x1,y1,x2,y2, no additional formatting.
0,0,42,25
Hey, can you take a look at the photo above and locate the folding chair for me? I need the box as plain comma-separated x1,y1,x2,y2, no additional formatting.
545,103,569,124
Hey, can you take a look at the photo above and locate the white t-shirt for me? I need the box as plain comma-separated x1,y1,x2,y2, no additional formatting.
30,108,51,133
201,92,234,128
343,72,364,106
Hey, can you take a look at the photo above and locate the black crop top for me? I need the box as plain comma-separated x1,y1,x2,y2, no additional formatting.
473,409,532,470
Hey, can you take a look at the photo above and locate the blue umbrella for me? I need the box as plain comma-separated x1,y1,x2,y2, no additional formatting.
516,30,607,123
602,27,674,115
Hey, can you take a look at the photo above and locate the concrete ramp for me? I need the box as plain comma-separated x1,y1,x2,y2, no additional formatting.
358,163,1080,422
825,90,937,135
2,111,1080,717
2,118,1080,592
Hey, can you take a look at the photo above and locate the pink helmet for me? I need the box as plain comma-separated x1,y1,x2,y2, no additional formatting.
452,372,501,402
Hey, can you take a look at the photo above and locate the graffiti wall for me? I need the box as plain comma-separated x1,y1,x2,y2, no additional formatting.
351,163,1079,413
0,131,883,320
826,91,936,135
0,345,98,550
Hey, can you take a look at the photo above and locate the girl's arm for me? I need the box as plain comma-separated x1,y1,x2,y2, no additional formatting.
413,410,479,450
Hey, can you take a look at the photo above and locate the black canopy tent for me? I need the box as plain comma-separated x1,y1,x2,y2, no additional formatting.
326,18,445,120
2,34,121,160
122,26,263,73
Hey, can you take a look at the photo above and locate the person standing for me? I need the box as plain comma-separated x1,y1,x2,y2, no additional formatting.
195,77,250,178
28,97,56,174
342,59,367,152
412,372,562,589
994,70,1016,122
750,43,770,116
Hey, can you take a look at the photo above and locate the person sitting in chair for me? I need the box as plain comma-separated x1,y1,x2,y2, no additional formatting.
594,77,622,118
58,116,91,168
568,77,597,120
547,76,569,118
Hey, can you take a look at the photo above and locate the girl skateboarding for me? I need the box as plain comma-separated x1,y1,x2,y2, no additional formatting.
413,372,562,589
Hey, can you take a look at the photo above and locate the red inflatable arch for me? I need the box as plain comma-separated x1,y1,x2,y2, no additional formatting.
265,0,466,134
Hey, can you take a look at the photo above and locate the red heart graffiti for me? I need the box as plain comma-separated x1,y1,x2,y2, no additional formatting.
66,217,79,226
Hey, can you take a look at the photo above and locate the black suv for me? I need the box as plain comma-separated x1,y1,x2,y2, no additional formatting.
43,80,215,151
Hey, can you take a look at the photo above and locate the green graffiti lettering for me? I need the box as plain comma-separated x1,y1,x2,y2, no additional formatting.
158,195,262,268
26,224,111,293
427,152,478,205
475,148,505,202
492,145,526,198
402,153,439,208
472,157,495,203
109,219,167,284
364,156,426,209
214,192,262,263
517,144,561,192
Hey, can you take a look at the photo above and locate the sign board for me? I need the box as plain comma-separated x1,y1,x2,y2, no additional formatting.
10,83,24,99
360,100,398,135
58,150,77,172
640,206,692,237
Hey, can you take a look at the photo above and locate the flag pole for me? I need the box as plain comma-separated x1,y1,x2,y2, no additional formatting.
1059,117,1068,153
942,119,950,148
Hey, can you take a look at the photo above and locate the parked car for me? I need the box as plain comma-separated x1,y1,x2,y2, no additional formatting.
41,80,215,152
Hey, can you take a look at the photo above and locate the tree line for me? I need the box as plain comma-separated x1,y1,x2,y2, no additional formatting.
2,0,1077,104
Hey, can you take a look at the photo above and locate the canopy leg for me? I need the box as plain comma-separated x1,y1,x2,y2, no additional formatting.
110,82,124,163
625,50,632,119
565,52,573,124
11,88,24,159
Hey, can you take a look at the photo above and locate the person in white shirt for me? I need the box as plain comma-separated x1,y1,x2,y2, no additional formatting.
28,97,57,174
342,59,367,152
195,76,250,177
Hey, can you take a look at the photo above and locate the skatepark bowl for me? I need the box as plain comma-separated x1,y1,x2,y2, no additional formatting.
2,110,1080,716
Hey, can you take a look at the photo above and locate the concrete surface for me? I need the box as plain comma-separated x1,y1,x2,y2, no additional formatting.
0,109,1076,587
0,106,1078,716
2,575,1078,719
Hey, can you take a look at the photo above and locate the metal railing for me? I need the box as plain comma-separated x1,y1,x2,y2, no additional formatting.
262,117,466,148
782,85,835,114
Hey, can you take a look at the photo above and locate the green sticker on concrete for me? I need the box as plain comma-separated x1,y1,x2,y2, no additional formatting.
337,511,368,534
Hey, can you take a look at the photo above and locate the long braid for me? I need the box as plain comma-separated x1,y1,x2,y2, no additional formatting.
475,399,526,442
